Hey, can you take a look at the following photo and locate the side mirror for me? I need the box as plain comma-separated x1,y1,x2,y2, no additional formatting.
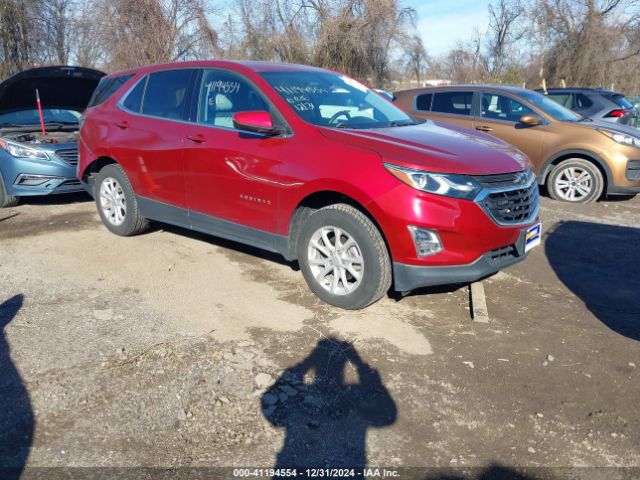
232,111,281,136
519,114,542,127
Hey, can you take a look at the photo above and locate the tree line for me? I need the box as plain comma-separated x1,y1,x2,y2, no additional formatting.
1,0,640,94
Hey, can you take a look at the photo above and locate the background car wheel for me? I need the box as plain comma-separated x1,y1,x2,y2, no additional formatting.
548,159,604,204
297,203,391,310
0,175,19,208
94,164,148,236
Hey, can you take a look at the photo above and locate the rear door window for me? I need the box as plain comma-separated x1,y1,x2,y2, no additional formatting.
87,74,133,108
431,91,473,115
415,93,433,111
141,69,195,121
480,93,535,122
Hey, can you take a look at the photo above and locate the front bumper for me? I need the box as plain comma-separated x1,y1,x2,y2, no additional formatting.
1,154,83,197
393,230,529,292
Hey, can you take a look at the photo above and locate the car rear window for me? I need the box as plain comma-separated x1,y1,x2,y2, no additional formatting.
431,91,474,115
415,93,432,111
608,94,633,109
87,74,133,108
141,69,195,120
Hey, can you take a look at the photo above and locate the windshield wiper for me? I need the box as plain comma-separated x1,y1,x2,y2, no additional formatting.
388,120,419,127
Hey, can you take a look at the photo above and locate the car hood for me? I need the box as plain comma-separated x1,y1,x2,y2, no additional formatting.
576,118,640,136
319,120,530,175
0,66,105,114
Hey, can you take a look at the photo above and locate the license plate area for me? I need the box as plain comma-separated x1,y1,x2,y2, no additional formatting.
524,223,542,253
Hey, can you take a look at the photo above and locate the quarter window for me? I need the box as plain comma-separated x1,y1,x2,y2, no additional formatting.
481,93,535,122
122,77,146,113
575,93,593,109
141,69,194,120
431,91,474,115
87,74,133,108
197,69,271,129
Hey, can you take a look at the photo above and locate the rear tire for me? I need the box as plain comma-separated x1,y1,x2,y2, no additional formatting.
0,175,19,208
297,204,391,310
93,164,148,236
548,159,604,204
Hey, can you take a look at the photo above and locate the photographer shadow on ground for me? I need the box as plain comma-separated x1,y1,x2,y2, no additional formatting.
261,338,396,470
0,294,33,480
425,463,539,480
546,220,640,341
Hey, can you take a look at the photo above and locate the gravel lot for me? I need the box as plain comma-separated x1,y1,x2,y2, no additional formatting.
0,192,639,479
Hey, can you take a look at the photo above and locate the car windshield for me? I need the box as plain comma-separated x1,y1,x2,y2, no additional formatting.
519,90,582,122
0,108,82,126
261,71,417,129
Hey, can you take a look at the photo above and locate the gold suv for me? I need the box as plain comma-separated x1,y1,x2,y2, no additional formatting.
394,85,640,203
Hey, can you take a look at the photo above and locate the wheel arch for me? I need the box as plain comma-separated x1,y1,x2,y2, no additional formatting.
284,189,391,262
81,156,119,190
538,149,612,189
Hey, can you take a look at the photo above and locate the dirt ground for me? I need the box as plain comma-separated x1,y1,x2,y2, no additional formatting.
0,191,638,480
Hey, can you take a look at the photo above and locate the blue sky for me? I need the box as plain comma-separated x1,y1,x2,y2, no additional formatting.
407,0,491,56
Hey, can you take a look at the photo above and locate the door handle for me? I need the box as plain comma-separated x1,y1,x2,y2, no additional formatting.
475,125,492,132
114,120,129,129
186,134,206,144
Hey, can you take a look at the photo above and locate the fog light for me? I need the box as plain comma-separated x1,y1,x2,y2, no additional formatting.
408,226,443,257
16,174,60,186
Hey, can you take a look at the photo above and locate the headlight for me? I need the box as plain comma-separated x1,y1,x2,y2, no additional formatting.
598,129,640,147
384,163,482,200
0,139,49,160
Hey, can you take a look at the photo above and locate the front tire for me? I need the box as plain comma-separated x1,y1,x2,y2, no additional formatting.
548,159,604,203
94,164,148,236
297,204,391,310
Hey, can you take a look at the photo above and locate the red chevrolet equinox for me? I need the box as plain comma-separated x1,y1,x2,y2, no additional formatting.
78,61,541,309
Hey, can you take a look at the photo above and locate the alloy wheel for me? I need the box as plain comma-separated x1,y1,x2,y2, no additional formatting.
307,225,364,296
554,166,593,202
99,177,127,226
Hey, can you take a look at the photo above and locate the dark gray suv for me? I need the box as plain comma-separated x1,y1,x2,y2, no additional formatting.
538,87,638,127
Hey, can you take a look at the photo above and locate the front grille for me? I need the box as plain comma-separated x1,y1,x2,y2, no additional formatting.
481,181,539,225
55,148,78,166
473,171,527,188
58,179,82,187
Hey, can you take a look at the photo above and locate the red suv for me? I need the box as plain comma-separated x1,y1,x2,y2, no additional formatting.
79,61,541,309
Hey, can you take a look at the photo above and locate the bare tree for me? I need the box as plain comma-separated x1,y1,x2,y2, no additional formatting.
39,0,74,64
402,34,428,83
531,0,640,89
486,0,525,77
89,0,218,71
0,0,37,77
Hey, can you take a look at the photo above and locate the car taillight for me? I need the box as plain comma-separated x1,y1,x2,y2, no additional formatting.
605,109,628,118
